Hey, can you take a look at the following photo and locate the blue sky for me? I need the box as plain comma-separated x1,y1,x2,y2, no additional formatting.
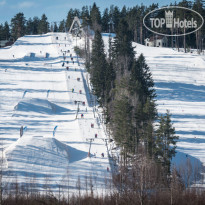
0,0,186,24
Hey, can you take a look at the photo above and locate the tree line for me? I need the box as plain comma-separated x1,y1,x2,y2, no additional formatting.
89,17,179,189
0,0,204,51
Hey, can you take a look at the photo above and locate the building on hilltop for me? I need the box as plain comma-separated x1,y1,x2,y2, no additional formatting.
144,36,168,47
69,16,94,38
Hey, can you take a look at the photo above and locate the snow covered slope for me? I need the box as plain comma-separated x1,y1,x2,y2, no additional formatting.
0,33,112,194
130,43,205,166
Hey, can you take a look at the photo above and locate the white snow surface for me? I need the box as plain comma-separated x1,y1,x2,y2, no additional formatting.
0,33,112,194
102,36,205,176
1,32,205,193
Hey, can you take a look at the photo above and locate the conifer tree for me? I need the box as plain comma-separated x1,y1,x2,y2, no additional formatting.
113,95,133,146
90,30,108,106
38,14,49,34
53,22,58,32
113,18,134,77
155,110,178,174
90,3,101,31
26,18,33,35
32,17,40,34
11,12,26,40
102,8,109,32
59,20,65,32
66,9,74,30
3,22,10,40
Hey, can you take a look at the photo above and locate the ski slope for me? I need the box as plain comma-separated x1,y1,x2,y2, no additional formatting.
0,33,112,194
1,32,205,193
102,35,205,179
133,43,205,170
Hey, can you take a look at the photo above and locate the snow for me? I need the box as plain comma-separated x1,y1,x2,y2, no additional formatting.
0,33,112,194
130,43,205,170
1,31,205,193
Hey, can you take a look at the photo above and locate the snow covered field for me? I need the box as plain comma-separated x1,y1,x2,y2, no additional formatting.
132,43,205,171
0,33,112,194
0,32,205,193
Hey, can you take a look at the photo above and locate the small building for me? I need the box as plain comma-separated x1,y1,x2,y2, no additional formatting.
69,16,94,38
145,36,168,47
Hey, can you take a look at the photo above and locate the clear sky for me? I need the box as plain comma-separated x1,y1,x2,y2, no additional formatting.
0,0,189,24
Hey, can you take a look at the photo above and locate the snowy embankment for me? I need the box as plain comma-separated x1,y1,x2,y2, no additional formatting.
103,35,205,184
0,33,112,194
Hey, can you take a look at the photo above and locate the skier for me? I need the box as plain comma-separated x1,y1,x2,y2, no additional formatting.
73,61,74,64
62,62,64,67
79,90,82,94
81,114,84,118
68,75,70,79
74,100,77,105
95,134,97,138
72,88,74,93
107,167,109,172
66,67,69,70
101,153,104,157
82,102,85,106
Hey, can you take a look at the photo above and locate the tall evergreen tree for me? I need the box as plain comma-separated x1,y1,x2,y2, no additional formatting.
32,17,40,34
113,18,134,77
38,14,49,34
26,18,33,35
155,110,178,174
3,21,10,40
59,20,65,32
66,9,74,30
53,22,58,32
102,8,109,32
11,12,26,40
90,30,108,106
113,95,133,147
90,3,101,31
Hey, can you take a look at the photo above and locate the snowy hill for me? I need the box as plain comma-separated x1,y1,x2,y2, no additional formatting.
0,33,112,194
1,32,205,193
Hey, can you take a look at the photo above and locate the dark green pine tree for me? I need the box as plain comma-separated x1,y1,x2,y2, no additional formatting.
130,54,157,156
90,3,102,31
11,12,26,40
113,18,135,77
90,30,108,106
135,54,156,101
32,17,40,34
112,6,121,32
81,6,90,27
59,20,65,32
66,9,74,30
155,110,178,175
113,95,133,147
102,8,109,32
53,22,58,32
3,21,10,40
26,18,34,35
38,14,49,34
0,24,3,41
